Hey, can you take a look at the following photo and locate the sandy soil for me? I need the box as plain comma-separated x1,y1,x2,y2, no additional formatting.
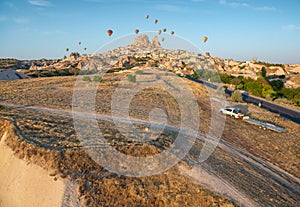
0,128,65,207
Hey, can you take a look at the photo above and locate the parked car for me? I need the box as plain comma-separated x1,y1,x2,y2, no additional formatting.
219,107,244,118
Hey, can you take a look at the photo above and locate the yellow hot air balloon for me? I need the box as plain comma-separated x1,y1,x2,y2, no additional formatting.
134,29,139,34
107,29,113,36
202,36,208,43
158,30,162,35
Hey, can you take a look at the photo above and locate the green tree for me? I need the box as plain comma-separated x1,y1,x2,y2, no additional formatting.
261,67,267,78
244,81,262,97
220,73,232,84
270,79,284,91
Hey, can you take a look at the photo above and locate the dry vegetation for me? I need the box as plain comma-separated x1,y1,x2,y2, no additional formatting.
0,70,299,206
0,113,237,207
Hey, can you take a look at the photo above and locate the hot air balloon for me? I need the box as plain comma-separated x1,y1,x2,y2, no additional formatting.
146,15,149,19
84,48,87,51
202,36,208,43
134,29,139,34
158,30,162,35
162,28,167,32
170,31,174,35
154,19,158,24
162,38,165,42
66,48,69,52
107,29,113,37
78,41,81,45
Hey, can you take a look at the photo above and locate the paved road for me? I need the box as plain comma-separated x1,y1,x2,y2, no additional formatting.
185,75,300,124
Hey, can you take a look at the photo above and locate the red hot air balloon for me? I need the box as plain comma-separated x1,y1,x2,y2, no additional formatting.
66,48,69,52
146,15,149,19
170,31,174,35
154,19,158,24
107,29,113,36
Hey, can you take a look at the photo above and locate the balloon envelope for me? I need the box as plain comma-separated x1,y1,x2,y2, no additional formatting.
107,30,113,36
158,30,162,35
154,19,158,24
162,28,167,32
78,41,81,45
66,48,69,52
134,29,139,34
146,15,149,19
170,31,174,35
202,36,208,43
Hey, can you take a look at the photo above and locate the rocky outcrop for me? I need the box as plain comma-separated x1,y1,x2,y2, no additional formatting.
131,35,162,50
131,34,151,49
151,36,161,49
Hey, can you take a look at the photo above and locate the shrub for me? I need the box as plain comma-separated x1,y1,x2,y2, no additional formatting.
192,71,200,79
231,77,241,86
93,76,103,82
220,73,232,84
135,70,143,75
127,74,136,83
216,86,225,96
83,76,91,82
0,105,6,110
231,90,243,102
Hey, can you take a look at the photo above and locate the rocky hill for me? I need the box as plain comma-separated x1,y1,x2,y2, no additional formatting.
1,35,299,88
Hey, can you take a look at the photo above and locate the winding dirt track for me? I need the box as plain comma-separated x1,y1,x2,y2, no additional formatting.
1,102,299,206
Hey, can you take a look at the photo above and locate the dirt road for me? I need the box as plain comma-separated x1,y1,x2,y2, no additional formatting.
0,103,299,206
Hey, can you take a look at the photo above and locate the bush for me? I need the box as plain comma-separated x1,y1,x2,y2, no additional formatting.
231,77,241,86
93,76,103,82
192,71,200,79
220,73,232,84
231,90,243,102
196,69,221,83
127,74,136,83
0,105,6,110
83,76,91,81
135,70,143,75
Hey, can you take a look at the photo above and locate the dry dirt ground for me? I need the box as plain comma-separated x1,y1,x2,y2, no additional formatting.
0,69,299,206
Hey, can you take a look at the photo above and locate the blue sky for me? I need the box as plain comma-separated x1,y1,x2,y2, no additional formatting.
0,0,300,63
